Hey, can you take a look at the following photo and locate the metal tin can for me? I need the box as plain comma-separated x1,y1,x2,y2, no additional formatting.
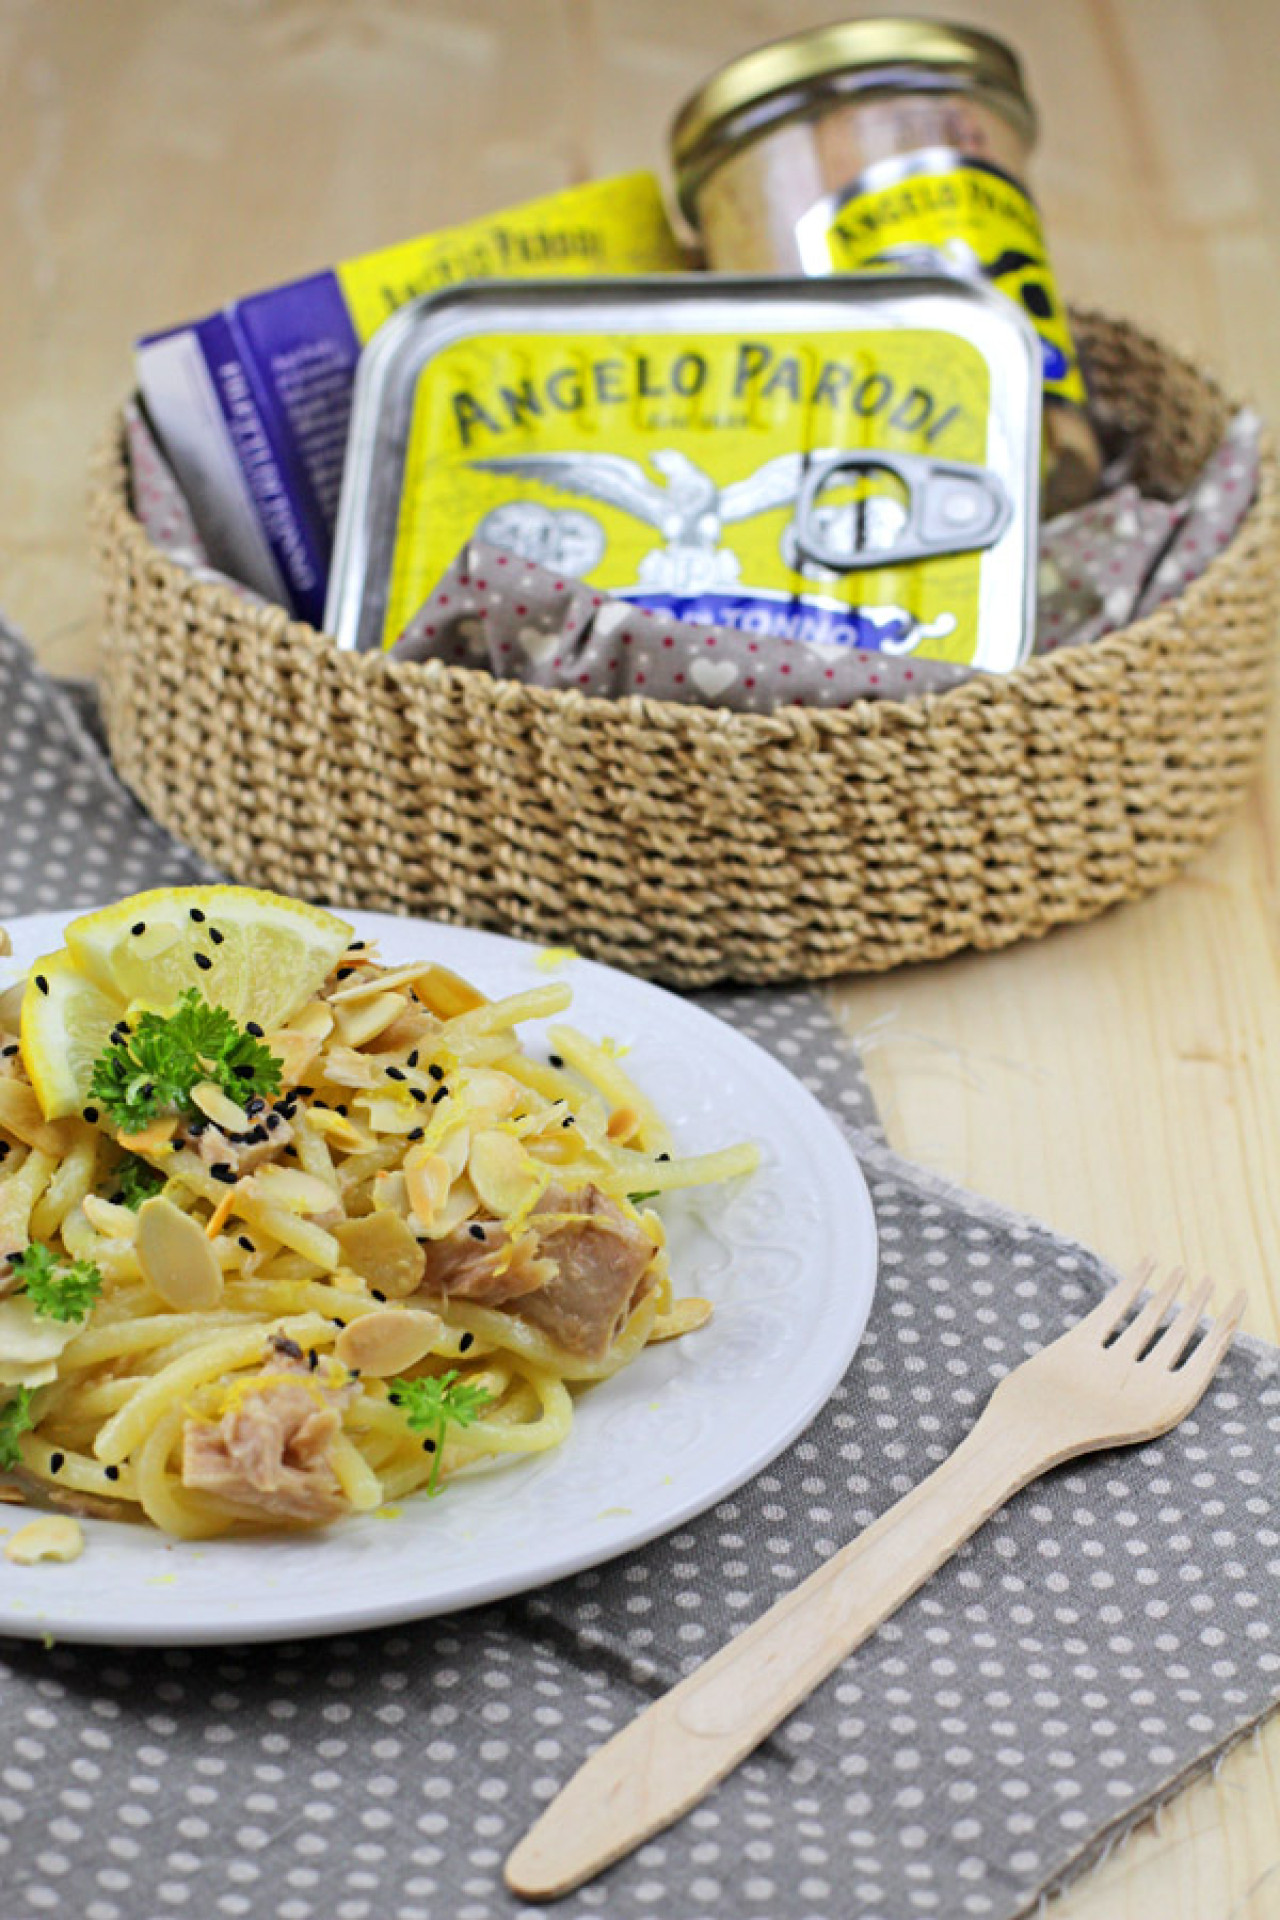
327,273,1041,673
670,18,1101,517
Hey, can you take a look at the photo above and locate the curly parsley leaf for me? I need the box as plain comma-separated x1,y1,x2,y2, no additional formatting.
388,1369,493,1495
0,1387,35,1470
87,989,282,1132
12,1244,104,1323
109,1154,167,1211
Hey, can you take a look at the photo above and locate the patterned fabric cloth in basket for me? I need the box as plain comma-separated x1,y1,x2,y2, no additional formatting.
89,312,1280,989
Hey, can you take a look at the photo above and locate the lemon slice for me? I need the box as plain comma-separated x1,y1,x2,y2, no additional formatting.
20,950,126,1121
64,888,353,1031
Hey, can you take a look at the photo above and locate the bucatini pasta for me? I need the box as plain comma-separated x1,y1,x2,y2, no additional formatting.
0,908,757,1540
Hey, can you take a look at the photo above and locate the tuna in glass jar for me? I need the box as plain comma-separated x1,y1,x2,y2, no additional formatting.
671,17,1101,517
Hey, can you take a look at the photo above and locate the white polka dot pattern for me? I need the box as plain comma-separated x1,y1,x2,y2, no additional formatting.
0,618,1278,1920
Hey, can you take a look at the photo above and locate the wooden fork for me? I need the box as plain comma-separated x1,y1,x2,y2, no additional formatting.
507,1264,1246,1901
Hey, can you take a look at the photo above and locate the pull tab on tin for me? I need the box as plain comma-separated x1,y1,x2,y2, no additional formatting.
792,450,1011,572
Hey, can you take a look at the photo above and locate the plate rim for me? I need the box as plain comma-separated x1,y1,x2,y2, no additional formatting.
0,906,877,1645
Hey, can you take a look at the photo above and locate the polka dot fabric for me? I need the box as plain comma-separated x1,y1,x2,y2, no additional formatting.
1,624,1279,1920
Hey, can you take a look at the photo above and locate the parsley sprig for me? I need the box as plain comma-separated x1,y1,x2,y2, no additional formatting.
109,1154,167,1210
11,1244,104,1323
0,1387,35,1470
87,989,282,1132
388,1370,493,1495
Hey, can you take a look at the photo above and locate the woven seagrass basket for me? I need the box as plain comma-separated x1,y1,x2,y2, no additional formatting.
90,310,1279,988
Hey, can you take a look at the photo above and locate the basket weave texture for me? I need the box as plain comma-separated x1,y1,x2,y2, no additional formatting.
90,311,1279,988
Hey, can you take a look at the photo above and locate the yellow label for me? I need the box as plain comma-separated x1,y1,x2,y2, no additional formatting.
381,327,994,665
823,160,1087,409
337,173,683,344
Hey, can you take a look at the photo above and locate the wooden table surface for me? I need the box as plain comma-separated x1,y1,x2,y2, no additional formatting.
3,2,1279,1913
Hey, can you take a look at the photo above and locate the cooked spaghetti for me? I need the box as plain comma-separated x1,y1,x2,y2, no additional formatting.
0,935,756,1538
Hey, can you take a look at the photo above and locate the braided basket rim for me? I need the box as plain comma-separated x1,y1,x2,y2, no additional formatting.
93,305,1277,740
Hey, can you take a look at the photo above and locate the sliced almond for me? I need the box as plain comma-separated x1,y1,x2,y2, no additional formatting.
332,992,408,1050
353,1091,420,1136
372,1007,440,1053
0,1082,76,1156
191,1080,251,1135
437,1124,470,1181
305,1108,375,1154
469,1129,539,1220
82,1193,140,1240
264,1028,323,1086
117,1114,178,1155
329,962,444,1006
404,1149,453,1229
372,1169,409,1218
460,1070,523,1124
0,1485,26,1505
289,999,335,1043
4,1515,84,1564
334,1307,443,1376
648,1297,714,1342
136,1196,225,1310
322,1047,382,1091
245,1165,336,1215
411,965,487,1020
332,1212,424,1298
419,1175,478,1241
606,1105,641,1144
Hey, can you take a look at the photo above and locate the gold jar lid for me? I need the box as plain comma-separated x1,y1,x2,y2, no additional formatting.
671,18,1037,218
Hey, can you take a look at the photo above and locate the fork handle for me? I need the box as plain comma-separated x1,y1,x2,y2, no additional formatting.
506,1403,1044,1902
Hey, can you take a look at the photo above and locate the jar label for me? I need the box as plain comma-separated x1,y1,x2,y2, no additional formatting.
809,153,1087,410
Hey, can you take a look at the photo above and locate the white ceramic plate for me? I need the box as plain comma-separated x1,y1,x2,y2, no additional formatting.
0,910,876,1645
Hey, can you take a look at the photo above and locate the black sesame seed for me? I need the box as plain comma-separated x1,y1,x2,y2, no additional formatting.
348,941,366,951
0,1143,9,1161
407,1051,419,1069
411,1088,429,1106
35,976,48,996
82,1106,99,1124
266,1113,282,1131
189,908,206,923
246,1022,264,1038
139,1083,155,1100
335,1105,348,1117
209,928,225,945
407,1127,425,1142
657,1152,671,1162
386,1067,406,1082
104,1465,120,1482
295,1086,314,1099
428,1063,445,1083
548,1053,564,1068
307,1348,318,1371
194,952,213,972
336,968,354,981
371,1289,387,1303
210,1164,236,1184
49,1452,64,1474
459,1332,475,1353
232,1064,255,1081
562,1115,575,1128
131,922,146,936
421,1438,437,1454
238,1235,254,1252
468,1225,485,1242
431,1087,448,1105
186,1118,207,1137
1,1044,17,1057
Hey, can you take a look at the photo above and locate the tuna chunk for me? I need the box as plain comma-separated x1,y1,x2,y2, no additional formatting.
179,1110,294,1177
182,1343,354,1524
421,1183,655,1360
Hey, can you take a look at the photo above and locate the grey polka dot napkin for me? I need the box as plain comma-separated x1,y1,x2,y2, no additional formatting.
1,615,1278,1920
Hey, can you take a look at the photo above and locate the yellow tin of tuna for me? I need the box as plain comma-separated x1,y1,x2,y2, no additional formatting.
327,275,1041,669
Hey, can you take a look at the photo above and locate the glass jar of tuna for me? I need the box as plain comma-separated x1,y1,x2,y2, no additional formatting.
671,17,1102,517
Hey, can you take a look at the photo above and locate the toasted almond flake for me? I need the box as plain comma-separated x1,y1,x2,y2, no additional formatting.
334,1307,443,1376
404,1150,453,1228
289,999,335,1042
4,1515,84,1564
0,1485,26,1505
648,1297,714,1342
419,1176,478,1241
372,1169,410,1218
437,1124,470,1181
136,1196,225,1311
410,965,487,1020
606,1105,641,1144
83,1193,140,1240
469,1129,539,1219
332,1212,425,1298
0,929,11,959
117,1115,178,1155
304,1108,375,1154
0,1082,76,1155
322,1047,382,1090
332,992,409,1049
264,1027,323,1086
244,1165,336,1215
191,1080,251,1134
459,1069,523,1123
329,962,444,1005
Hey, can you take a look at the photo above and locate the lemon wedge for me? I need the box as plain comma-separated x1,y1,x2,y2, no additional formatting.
20,951,125,1121
64,887,353,1030
18,888,354,1120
